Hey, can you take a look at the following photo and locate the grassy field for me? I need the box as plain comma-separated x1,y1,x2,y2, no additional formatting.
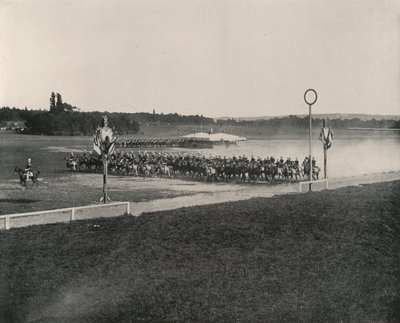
0,180,399,322
0,133,93,181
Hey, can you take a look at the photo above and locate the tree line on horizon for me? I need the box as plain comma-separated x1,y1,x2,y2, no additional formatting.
0,93,140,135
0,92,399,135
0,92,215,135
215,115,400,130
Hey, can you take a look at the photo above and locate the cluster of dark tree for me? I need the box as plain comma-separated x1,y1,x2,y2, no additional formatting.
0,93,214,135
0,92,140,135
216,115,400,129
0,107,140,136
49,92,80,114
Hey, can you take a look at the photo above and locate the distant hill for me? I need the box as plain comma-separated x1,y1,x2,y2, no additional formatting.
298,113,400,121
218,113,400,121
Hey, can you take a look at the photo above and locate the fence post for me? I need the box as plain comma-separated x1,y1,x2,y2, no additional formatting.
5,215,10,230
126,202,130,215
71,208,75,221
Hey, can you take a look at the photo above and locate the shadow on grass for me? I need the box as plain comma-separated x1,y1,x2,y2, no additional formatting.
0,198,40,204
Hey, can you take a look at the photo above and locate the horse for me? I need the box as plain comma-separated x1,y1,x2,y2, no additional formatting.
247,163,265,183
302,162,311,180
64,157,78,171
290,166,302,182
139,163,153,178
156,163,172,179
83,156,103,173
204,164,218,183
14,166,40,188
282,164,292,182
312,166,321,180
302,162,320,180
276,166,283,180
76,155,93,172
264,164,278,182
128,163,139,176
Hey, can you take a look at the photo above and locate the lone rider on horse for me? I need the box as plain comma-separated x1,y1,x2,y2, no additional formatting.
24,158,33,179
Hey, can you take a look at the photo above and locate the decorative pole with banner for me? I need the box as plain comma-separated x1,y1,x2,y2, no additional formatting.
93,116,118,203
304,89,317,191
319,119,333,179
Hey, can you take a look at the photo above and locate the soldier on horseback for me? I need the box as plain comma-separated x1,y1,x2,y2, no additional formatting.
294,158,299,170
24,158,33,179
68,152,75,163
15,158,39,188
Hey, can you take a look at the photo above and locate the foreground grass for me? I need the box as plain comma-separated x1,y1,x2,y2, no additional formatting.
0,181,399,322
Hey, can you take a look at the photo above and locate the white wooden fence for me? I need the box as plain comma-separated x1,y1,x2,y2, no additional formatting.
299,179,329,192
0,202,130,230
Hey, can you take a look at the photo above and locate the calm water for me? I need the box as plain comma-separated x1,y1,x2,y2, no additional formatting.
171,139,400,179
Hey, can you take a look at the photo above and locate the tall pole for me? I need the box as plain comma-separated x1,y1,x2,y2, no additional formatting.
304,89,317,192
324,146,327,179
94,115,117,204
309,104,312,191
103,158,108,204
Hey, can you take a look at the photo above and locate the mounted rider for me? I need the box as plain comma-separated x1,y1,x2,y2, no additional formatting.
293,158,299,170
68,152,76,163
24,158,33,179
312,157,316,169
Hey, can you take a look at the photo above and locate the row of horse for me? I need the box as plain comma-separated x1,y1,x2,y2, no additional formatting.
65,152,321,183
109,160,320,183
116,138,195,149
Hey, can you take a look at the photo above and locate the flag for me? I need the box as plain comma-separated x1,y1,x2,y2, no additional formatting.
93,126,117,156
93,128,102,156
320,127,333,149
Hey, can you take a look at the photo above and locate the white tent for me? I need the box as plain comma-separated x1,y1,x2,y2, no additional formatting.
209,133,247,142
182,132,212,140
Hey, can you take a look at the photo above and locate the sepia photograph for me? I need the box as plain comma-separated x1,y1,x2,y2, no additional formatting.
0,0,399,321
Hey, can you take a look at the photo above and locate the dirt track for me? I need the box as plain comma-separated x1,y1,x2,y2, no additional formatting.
1,171,399,217
126,171,400,216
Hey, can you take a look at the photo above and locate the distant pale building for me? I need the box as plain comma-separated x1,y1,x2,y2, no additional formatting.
5,121,25,131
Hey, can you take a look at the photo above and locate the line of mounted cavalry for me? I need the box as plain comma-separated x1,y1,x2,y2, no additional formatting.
65,150,321,183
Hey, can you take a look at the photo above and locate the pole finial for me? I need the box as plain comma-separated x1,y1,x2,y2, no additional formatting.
101,116,108,128
304,89,318,106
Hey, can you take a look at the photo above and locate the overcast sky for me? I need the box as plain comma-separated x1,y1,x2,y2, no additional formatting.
1,0,399,117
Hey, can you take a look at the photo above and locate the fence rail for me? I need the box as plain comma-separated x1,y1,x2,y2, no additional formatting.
0,202,130,230
299,179,329,192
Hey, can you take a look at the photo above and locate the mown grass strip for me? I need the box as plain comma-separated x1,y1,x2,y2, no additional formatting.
0,181,399,322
